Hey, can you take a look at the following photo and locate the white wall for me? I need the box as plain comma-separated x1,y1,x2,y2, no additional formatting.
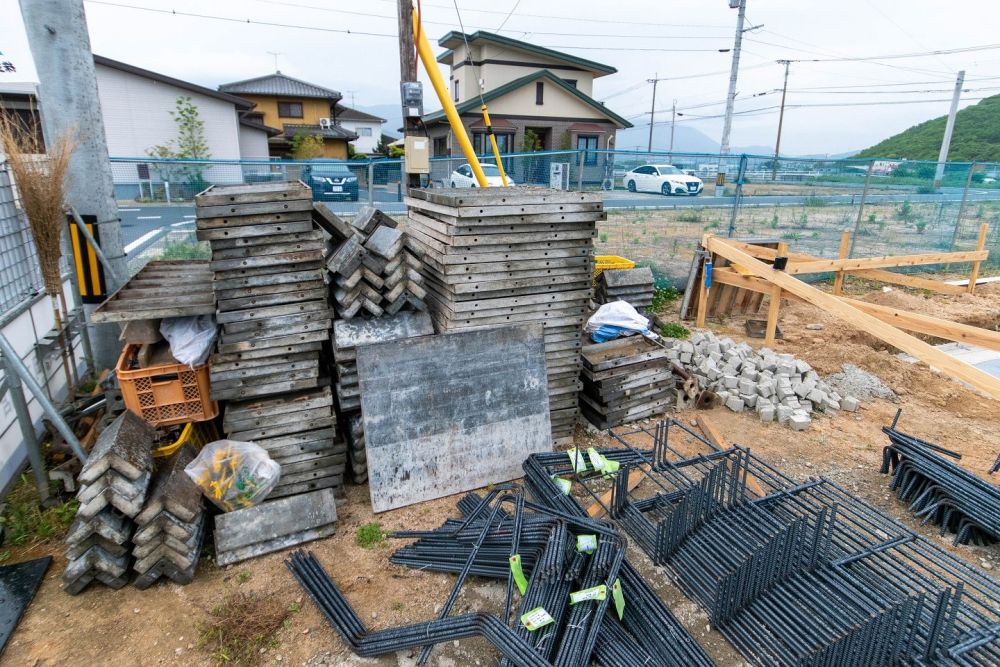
95,63,243,159
339,120,383,154
238,125,271,159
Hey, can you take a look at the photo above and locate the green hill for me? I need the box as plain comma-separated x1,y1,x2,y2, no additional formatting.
857,94,1000,162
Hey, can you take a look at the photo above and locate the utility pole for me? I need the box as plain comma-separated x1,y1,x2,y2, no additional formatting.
934,70,965,188
716,0,747,196
669,100,677,158
646,75,658,152
772,59,790,181
19,0,126,371
397,0,422,189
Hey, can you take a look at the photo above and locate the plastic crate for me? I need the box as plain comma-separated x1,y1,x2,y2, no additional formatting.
153,420,220,459
116,344,218,428
593,255,636,285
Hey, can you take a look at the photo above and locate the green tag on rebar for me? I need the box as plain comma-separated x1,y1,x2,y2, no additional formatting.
567,448,588,473
612,578,625,620
570,584,607,605
601,458,621,478
509,554,528,595
520,606,555,631
587,447,605,471
551,475,572,495
576,534,597,554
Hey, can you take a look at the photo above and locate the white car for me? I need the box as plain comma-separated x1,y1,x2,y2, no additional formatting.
449,163,515,188
623,164,703,196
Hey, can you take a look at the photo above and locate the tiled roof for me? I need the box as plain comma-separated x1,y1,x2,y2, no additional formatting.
220,72,341,99
280,123,358,141
334,104,386,123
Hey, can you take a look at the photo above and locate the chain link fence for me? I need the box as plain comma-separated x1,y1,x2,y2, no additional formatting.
0,160,47,315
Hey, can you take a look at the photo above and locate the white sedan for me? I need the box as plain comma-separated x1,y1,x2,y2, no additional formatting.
449,163,515,188
622,164,703,196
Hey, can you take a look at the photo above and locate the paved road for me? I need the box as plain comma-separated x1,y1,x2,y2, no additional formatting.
118,186,1000,247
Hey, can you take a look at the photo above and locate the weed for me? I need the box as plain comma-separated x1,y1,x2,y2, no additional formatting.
677,210,702,223
598,232,608,243
650,286,681,312
796,212,809,228
630,237,641,245
237,570,252,584
867,213,877,224
703,220,721,231
355,522,386,548
769,213,779,228
916,185,936,195
895,201,914,221
803,195,828,207
660,322,690,339
287,602,301,613
915,219,928,234
392,601,405,611
159,239,210,260
198,591,288,666
783,232,803,241
0,550,10,563
975,204,985,219
0,475,78,549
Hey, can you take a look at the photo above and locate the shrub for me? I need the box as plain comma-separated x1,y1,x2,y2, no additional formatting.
355,522,386,548
660,322,690,339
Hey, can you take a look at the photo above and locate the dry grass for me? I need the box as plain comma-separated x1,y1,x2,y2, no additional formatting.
198,591,290,666
0,114,76,296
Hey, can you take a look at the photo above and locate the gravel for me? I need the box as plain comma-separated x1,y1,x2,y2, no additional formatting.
824,364,896,402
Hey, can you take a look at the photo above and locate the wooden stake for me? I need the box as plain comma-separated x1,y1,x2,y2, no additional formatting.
764,241,786,346
967,223,989,294
832,230,851,295
695,248,710,328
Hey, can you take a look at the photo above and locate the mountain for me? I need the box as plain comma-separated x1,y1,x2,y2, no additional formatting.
857,94,1000,161
355,103,403,139
614,124,775,157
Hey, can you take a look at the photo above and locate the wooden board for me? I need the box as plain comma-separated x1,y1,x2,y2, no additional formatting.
90,260,214,322
356,324,551,513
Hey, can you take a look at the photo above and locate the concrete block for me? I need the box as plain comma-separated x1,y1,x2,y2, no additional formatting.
680,352,693,364
776,362,796,376
782,396,801,408
841,396,860,412
806,388,827,404
776,385,794,400
723,375,739,389
777,405,793,424
823,397,841,411
757,381,774,398
794,359,812,374
741,393,757,408
738,379,756,395
725,396,745,412
758,405,775,423
789,412,811,431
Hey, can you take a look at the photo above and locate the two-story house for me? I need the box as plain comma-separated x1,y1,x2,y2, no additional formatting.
333,103,387,155
423,31,632,160
219,72,358,159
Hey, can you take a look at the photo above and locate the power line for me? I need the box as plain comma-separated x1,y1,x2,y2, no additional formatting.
495,0,521,32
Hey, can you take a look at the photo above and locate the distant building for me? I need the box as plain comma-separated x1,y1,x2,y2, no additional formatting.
423,31,632,159
219,72,365,159
333,103,386,155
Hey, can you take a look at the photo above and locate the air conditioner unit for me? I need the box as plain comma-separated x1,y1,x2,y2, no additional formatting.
319,117,332,128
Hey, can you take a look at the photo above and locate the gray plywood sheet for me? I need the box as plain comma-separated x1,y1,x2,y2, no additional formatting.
356,324,551,513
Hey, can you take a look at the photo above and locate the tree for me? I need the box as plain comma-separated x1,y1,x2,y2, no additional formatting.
521,128,543,152
373,135,391,157
146,96,211,198
290,132,324,160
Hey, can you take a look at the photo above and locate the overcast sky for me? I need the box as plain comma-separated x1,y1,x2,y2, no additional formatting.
2,0,1000,155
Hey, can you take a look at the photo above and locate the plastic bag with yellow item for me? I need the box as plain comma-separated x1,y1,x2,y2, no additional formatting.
183,439,280,512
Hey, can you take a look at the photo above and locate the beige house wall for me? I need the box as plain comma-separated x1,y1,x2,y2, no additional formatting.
484,81,607,119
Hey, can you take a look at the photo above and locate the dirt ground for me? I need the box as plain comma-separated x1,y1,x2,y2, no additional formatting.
3,277,1000,667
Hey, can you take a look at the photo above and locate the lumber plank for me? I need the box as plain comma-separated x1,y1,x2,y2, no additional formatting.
586,468,646,518
694,415,765,498
706,235,1000,400
832,231,851,295
967,223,989,294
785,250,988,275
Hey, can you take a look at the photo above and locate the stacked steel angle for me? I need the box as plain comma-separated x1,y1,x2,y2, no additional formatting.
317,204,427,319
404,188,602,441
195,182,344,562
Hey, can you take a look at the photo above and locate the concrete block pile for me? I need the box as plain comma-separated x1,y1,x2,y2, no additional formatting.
595,267,655,310
132,445,206,589
63,412,154,594
319,205,427,319
664,330,860,430
331,312,434,482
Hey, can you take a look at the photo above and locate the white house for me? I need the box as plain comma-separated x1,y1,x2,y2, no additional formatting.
333,103,386,155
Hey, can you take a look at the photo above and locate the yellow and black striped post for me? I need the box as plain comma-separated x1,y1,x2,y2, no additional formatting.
67,214,107,304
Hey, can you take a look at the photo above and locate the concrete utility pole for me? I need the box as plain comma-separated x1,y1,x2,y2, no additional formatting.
934,70,965,188
669,100,677,157
716,0,747,196
19,0,126,371
397,0,422,188
772,59,791,181
646,75,659,152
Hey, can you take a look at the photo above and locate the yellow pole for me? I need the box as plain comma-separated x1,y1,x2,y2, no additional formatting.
412,8,489,188
481,105,509,186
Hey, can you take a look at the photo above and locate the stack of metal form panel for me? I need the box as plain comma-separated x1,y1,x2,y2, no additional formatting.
63,412,154,594
131,445,206,589
196,182,329,402
318,204,426,319
222,388,345,498
579,337,673,429
331,311,434,482
595,267,655,310
404,188,602,441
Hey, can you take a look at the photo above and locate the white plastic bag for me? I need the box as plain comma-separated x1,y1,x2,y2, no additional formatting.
160,315,217,367
585,301,651,334
184,440,281,512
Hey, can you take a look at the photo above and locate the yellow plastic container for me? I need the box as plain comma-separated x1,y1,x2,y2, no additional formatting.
593,255,636,285
153,420,219,459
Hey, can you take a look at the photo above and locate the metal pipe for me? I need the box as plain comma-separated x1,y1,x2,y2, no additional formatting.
0,331,87,463
1,351,51,503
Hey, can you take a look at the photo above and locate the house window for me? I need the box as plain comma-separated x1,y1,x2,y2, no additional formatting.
473,132,513,155
577,135,599,165
358,127,373,137
535,82,544,105
433,136,448,156
494,133,512,154
277,101,304,118
453,79,460,102
564,79,578,88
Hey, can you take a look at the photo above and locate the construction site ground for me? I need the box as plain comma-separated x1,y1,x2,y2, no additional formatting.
3,276,999,667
